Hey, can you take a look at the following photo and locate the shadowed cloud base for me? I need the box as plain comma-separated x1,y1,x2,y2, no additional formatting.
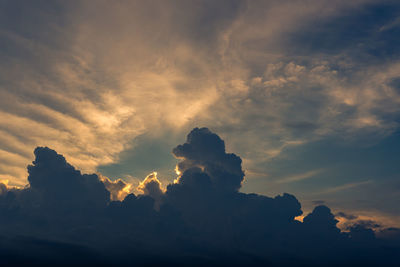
0,128,399,266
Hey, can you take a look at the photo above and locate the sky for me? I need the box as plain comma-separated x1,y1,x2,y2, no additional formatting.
0,0,400,264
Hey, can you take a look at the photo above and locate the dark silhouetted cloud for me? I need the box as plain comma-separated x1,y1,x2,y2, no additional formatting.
27,147,110,212
0,128,398,265
173,127,245,192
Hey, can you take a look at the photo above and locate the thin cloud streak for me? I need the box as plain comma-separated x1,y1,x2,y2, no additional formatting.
315,180,373,195
276,169,323,184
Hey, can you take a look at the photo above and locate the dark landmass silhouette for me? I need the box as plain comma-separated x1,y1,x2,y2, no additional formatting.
0,127,399,266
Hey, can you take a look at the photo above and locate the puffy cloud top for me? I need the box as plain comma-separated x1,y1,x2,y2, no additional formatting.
27,147,110,212
173,127,244,192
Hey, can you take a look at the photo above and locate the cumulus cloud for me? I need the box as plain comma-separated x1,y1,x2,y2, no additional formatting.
100,175,132,201
0,127,398,265
173,127,244,192
303,205,340,237
26,147,110,212
137,172,165,209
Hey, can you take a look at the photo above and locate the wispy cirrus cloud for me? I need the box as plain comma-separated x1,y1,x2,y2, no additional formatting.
314,180,373,195
276,169,323,184
1,0,400,195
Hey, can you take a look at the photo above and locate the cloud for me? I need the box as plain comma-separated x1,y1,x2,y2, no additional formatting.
0,0,400,262
173,127,245,192
27,146,110,212
335,211,400,233
100,175,132,201
0,182,7,195
313,180,373,195
137,172,165,209
336,211,358,220
2,0,400,188
276,169,323,184
312,200,325,205
303,205,340,235
350,219,381,230
0,127,398,265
